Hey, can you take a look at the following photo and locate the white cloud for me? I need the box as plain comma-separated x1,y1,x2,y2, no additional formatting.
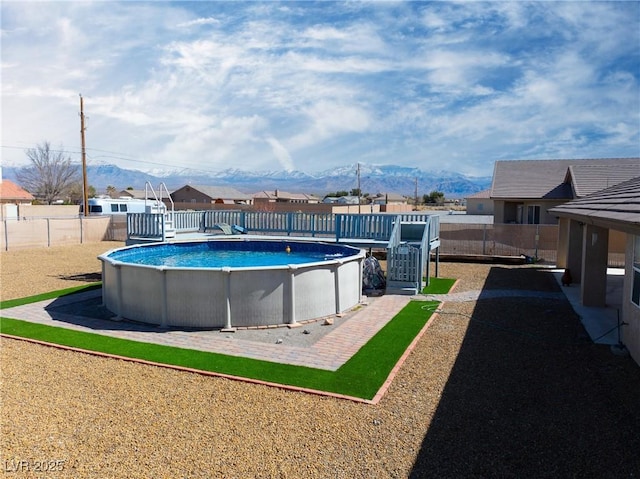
176,17,221,29
302,23,389,55
1,1,638,177
283,51,391,75
289,100,371,151
266,137,294,171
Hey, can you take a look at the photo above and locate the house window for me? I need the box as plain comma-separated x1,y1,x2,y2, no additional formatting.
632,235,640,307
478,203,484,211
527,205,541,224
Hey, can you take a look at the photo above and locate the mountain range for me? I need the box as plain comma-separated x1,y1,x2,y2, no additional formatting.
2,163,492,198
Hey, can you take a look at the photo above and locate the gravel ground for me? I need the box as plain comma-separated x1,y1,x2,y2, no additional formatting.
1,242,640,478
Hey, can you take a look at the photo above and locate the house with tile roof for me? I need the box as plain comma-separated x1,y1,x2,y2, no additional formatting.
253,189,320,204
170,185,252,206
370,193,408,205
550,176,640,366
0,178,35,205
0,177,35,219
490,158,640,224
118,188,152,200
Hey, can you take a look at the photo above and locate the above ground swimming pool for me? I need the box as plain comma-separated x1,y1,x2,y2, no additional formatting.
99,238,365,329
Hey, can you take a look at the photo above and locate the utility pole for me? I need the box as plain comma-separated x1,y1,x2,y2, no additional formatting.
80,94,88,217
414,177,418,211
357,162,361,214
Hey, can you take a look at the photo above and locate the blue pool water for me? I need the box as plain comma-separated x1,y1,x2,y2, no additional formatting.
107,240,354,268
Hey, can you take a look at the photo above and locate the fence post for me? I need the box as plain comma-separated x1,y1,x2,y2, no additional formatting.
80,216,84,244
47,218,51,247
4,219,8,251
482,224,487,255
288,265,298,325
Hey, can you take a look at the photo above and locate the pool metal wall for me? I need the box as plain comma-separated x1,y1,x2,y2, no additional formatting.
100,240,365,329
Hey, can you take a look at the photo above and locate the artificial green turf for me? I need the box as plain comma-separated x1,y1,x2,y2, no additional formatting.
1,279,455,400
422,277,456,295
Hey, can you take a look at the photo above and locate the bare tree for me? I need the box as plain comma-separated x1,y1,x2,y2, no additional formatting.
16,142,80,204
67,181,95,204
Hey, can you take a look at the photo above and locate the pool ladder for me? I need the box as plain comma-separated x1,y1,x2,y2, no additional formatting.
145,181,176,239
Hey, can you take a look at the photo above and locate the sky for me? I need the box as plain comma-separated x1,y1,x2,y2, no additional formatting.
1,1,639,178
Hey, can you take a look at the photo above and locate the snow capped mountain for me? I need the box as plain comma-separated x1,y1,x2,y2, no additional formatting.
318,164,361,177
143,166,194,177
2,162,492,198
368,164,424,177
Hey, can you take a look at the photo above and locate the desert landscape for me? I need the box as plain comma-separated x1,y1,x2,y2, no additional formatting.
1,242,639,478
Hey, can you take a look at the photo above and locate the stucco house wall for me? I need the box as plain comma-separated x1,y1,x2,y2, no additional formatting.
465,190,494,215
550,176,640,367
624,235,640,365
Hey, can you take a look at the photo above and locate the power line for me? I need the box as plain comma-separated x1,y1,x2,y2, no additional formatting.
1,143,233,176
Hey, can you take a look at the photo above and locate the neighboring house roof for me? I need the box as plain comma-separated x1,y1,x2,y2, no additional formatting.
253,190,319,202
0,180,35,202
549,176,640,235
491,158,640,200
323,196,362,204
336,196,360,205
371,192,407,203
174,185,251,201
565,163,640,198
119,189,150,199
466,189,491,199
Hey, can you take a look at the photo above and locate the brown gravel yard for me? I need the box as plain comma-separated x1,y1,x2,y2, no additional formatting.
1,242,640,478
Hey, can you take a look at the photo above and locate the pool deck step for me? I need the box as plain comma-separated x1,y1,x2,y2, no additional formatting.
385,281,419,296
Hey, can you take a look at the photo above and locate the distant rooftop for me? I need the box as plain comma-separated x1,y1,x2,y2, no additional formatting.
491,158,640,200
178,185,251,201
253,190,319,201
465,189,491,199
0,179,34,201
566,163,640,198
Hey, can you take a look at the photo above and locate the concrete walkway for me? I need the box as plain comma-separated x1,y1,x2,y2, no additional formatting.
419,289,566,302
549,268,624,345
0,290,411,371
416,268,625,346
